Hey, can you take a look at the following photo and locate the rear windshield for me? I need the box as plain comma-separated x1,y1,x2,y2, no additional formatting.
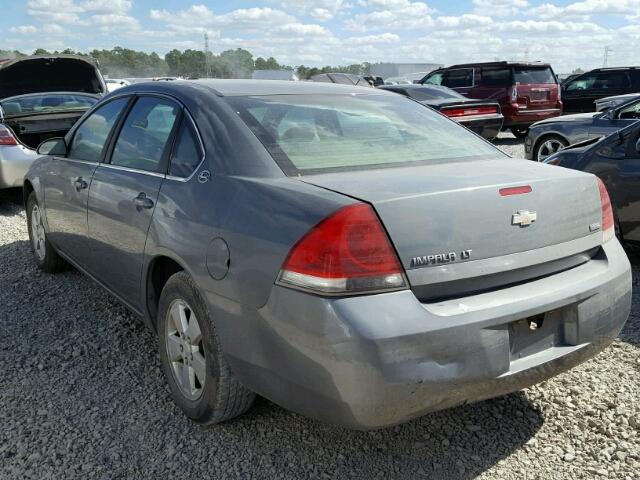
226,94,502,175
405,86,466,101
0,93,97,116
514,67,556,85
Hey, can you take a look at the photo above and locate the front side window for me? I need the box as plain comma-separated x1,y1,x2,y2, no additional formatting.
618,100,640,120
169,118,203,177
228,94,502,175
111,97,179,172
68,97,128,162
423,72,443,85
567,71,631,91
442,69,474,88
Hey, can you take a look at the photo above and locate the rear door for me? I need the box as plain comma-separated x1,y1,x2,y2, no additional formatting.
473,66,511,105
85,95,181,309
43,97,129,265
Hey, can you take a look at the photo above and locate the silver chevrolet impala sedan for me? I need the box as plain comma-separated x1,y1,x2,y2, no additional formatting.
24,80,631,429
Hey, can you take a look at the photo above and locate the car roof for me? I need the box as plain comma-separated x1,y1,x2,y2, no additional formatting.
187,79,381,96
437,61,551,70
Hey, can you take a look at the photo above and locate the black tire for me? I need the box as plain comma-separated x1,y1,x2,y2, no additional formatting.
533,134,569,162
157,271,255,425
26,192,66,273
511,127,529,139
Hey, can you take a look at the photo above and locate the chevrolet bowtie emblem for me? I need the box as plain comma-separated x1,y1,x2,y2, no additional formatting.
512,210,537,227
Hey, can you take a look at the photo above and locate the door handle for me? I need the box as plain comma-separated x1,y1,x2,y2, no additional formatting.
134,192,154,210
73,177,88,192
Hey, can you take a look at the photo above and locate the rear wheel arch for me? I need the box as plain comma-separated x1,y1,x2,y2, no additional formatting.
146,255,185,328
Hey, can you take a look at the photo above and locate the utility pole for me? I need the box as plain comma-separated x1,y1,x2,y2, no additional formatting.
603,46,612,68
204,32,211,78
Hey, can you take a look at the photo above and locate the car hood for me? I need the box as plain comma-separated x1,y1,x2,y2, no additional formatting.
0,55,105,100
535,112,600,127
533,112,599,127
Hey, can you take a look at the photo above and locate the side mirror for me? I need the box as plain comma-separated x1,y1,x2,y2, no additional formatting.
37,137,67,156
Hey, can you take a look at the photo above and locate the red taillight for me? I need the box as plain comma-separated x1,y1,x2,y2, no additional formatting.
0,125,18,146
596,178,614,243
277,203,407,294
499,185,532,196
443,106,498,118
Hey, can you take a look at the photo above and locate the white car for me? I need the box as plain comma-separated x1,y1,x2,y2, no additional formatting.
105,78,130,93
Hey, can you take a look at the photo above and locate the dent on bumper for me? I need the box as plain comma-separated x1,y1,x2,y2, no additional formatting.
208,240,631,430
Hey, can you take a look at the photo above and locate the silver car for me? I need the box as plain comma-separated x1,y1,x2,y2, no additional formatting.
24,80,631,429
0,55,104,189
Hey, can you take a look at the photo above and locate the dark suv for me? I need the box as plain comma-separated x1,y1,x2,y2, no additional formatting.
561,67,640,114
421,62,562,137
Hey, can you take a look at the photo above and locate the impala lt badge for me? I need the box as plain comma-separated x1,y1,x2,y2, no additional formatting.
411,249,472,267
512,210,537,227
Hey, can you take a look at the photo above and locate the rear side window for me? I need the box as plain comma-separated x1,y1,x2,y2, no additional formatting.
442,69,474,88
169,118,203,177
111,97,179,172
68,97,128,162
227,94,501,175
481,68,512,87
514,67,556,85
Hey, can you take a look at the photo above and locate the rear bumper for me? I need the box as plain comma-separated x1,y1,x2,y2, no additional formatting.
503,107,562,128
456,114,504,140
0,144,37,189
210,239,631,430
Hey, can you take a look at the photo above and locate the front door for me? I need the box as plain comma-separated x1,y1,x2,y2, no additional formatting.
86,95,180,309
43,97,129,265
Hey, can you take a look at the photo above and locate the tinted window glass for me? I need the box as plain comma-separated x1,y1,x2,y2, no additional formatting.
111,97,179,172
228,94,501,175
481,68,512,87
170,119,202,177
567,71,631,91
618,100,640,120
513,67,556,84
442,69,474,88
68,98,128,162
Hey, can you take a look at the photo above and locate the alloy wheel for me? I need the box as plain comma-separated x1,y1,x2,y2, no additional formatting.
165,299,206,400
537,139,565,161
31,205,46,261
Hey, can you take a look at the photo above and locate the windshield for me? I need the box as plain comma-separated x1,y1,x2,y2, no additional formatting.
226,93,502,175
514,67,556,85
0,93,97,116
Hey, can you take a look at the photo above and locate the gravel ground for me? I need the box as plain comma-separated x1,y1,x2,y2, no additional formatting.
1,136,638,479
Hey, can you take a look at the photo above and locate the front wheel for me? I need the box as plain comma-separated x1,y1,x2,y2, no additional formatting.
510,127,529,139
534,135,569,162
157,272,255,425
26,192,66,273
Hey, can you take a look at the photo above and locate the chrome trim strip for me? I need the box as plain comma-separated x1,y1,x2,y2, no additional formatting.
98,163,166,178
53,156,99,167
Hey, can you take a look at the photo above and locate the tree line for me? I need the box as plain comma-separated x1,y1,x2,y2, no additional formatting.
0,47,371,80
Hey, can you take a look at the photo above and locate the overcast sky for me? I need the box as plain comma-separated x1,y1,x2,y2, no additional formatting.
2,0,640,73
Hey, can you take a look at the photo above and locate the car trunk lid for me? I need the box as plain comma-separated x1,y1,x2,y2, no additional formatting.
299,158,602,297
0,56,105,99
